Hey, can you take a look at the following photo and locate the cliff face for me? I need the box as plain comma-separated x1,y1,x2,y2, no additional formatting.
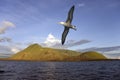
10,44,107,61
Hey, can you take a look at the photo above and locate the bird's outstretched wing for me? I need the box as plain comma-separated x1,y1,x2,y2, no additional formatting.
66,5,75,24
62,27,69,45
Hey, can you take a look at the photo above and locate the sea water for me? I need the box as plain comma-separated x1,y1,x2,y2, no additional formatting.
0,61,120,80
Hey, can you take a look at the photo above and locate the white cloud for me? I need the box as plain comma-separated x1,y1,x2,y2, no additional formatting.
44,33,61,47
11,48,20,53
9,43,24,53
0,20,15,34
78,3,85,7
2,21,15,27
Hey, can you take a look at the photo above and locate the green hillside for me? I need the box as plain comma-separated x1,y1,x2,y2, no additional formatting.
10,44,107,61
79,51,107,60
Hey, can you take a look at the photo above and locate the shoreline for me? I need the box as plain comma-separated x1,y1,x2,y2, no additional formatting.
0,58,120,62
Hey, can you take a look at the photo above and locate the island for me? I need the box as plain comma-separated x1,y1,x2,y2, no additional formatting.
1,44,107,61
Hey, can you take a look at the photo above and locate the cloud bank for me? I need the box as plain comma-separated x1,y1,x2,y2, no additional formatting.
41,33,91,49
0,20,15,34
78,46,120,53
0,44,22,57
0,21,15,43
0,20,19,55
0,37,12,42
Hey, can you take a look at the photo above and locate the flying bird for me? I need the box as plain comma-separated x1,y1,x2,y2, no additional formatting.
59,5,76,45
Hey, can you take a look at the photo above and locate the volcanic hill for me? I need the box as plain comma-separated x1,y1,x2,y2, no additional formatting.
10,44,107,61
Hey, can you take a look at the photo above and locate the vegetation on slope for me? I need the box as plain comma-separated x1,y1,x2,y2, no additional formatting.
79,51,107,60
10,44,107,61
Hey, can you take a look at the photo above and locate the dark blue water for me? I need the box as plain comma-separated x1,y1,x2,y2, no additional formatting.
0,61,120,80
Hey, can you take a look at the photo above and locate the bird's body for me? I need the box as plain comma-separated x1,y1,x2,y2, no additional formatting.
59,22,76,30
59,5,76,45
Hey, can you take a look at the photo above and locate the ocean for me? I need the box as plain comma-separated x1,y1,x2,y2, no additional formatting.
0,61,120,80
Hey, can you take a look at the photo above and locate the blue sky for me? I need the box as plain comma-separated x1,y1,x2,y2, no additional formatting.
0,0,120,58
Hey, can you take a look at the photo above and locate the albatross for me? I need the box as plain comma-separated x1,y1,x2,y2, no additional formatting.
59,5,76,45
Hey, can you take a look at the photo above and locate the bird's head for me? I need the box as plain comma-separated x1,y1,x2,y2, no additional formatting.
72,25,77,31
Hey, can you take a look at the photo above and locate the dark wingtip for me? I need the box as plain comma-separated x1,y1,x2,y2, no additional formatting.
62,42,64,45
71,5,75,10
62,41,64,45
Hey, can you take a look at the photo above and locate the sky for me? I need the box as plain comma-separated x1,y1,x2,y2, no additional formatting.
0,0,120,59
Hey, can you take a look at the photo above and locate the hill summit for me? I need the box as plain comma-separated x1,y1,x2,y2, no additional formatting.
10,44,107,61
